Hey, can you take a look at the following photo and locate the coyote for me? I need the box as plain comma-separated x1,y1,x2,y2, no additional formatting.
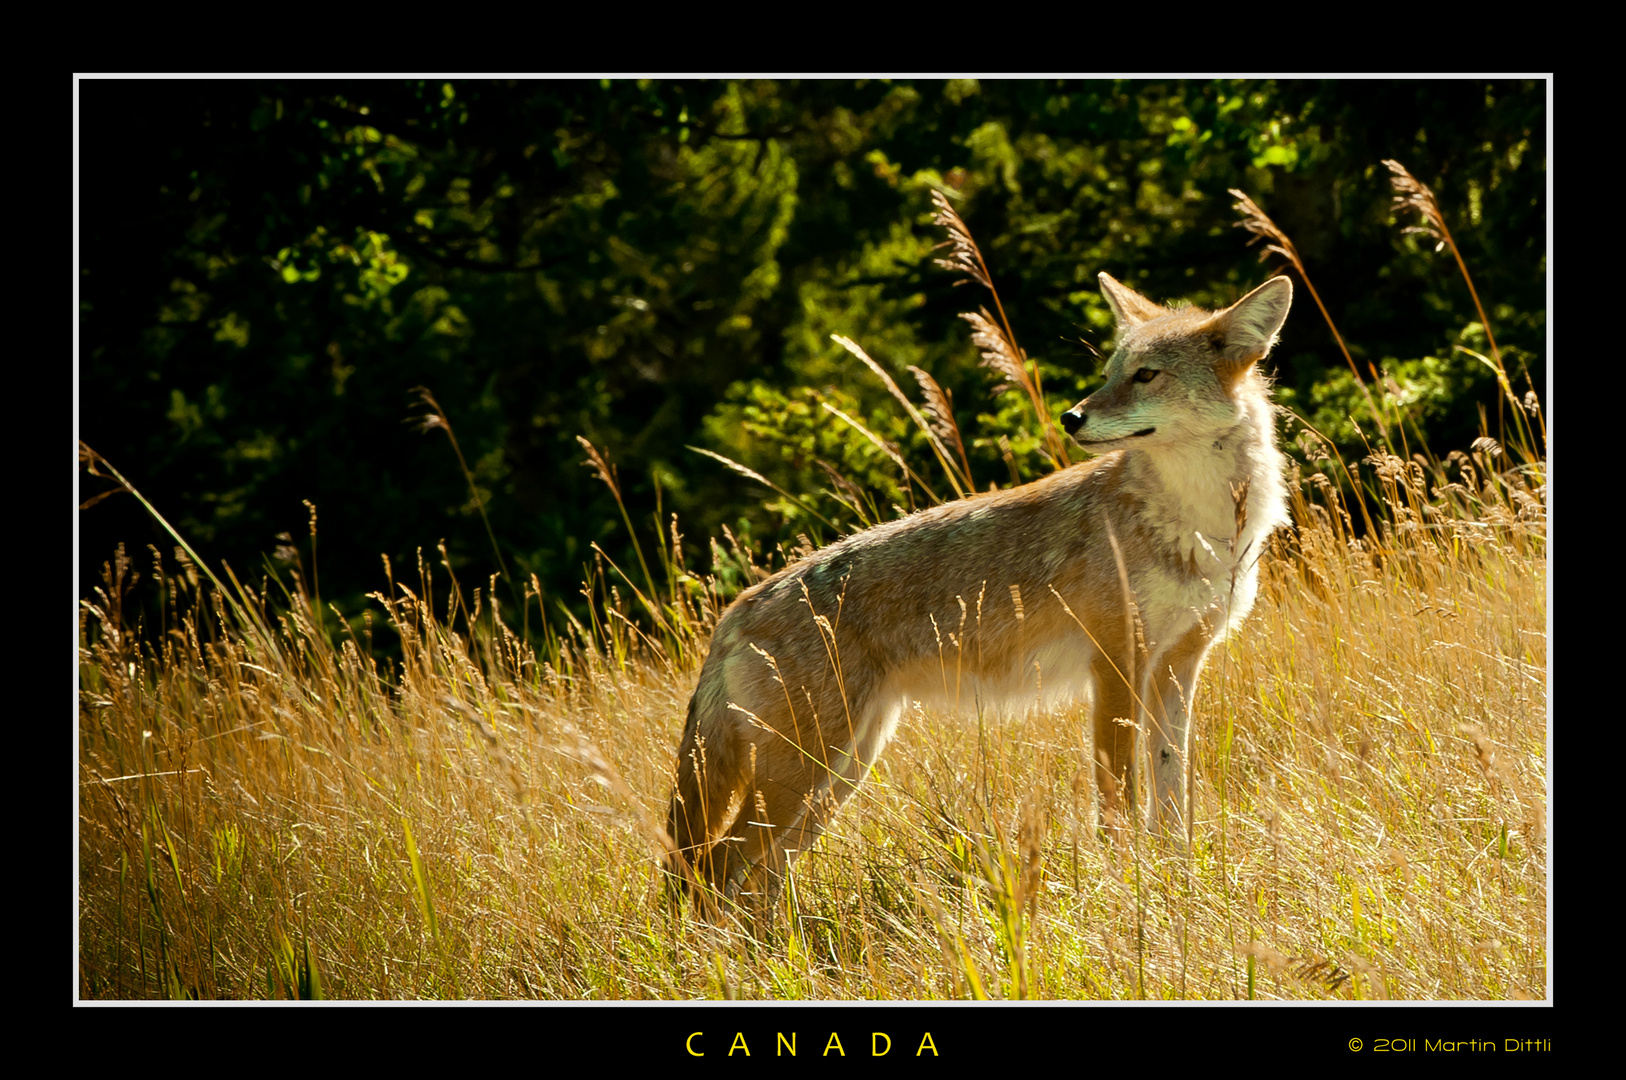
665,272,1293,918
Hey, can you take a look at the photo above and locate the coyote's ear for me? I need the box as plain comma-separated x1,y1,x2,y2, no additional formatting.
1098,272,1167,329
1208,276,1293,373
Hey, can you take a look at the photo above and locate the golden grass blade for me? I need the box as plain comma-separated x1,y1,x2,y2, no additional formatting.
960,308,1026,393
814,458,878,528
1229,190,1390,443
930,188,992,290
574,434,620,498
932,189,1070,470
817,400,942,508
79,443,277,655
1384,159,1542,456
577,436,665,633
831,333,968,498
686,444,841,530
908,364,974,490
411,387,521,616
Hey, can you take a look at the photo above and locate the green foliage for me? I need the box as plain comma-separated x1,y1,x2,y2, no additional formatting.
80,79,1546,639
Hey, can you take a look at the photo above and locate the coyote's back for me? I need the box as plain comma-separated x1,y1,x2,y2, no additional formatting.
666,272,1292,921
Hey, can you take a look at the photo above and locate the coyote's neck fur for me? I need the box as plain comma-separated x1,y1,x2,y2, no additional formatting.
1119,362,1287,577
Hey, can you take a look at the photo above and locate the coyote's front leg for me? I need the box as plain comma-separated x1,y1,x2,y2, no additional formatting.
1145,623,1214,833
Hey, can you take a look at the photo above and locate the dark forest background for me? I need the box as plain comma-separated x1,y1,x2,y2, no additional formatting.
77,79,1546,646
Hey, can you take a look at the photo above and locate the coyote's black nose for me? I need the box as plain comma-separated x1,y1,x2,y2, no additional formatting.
1061,408,1085,435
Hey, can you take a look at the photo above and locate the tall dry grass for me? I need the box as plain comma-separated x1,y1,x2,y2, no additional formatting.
78,168,1546,1001
74,446,1548,999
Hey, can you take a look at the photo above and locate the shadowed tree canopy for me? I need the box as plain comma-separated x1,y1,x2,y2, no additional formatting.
78,79,1546,640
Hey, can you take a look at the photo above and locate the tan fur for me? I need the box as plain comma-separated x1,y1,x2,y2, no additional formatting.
665,272,1293,921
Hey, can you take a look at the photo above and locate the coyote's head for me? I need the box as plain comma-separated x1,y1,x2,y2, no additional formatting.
1061,273,1292,452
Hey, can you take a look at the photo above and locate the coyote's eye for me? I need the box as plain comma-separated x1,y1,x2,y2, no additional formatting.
1134,368,1159,383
